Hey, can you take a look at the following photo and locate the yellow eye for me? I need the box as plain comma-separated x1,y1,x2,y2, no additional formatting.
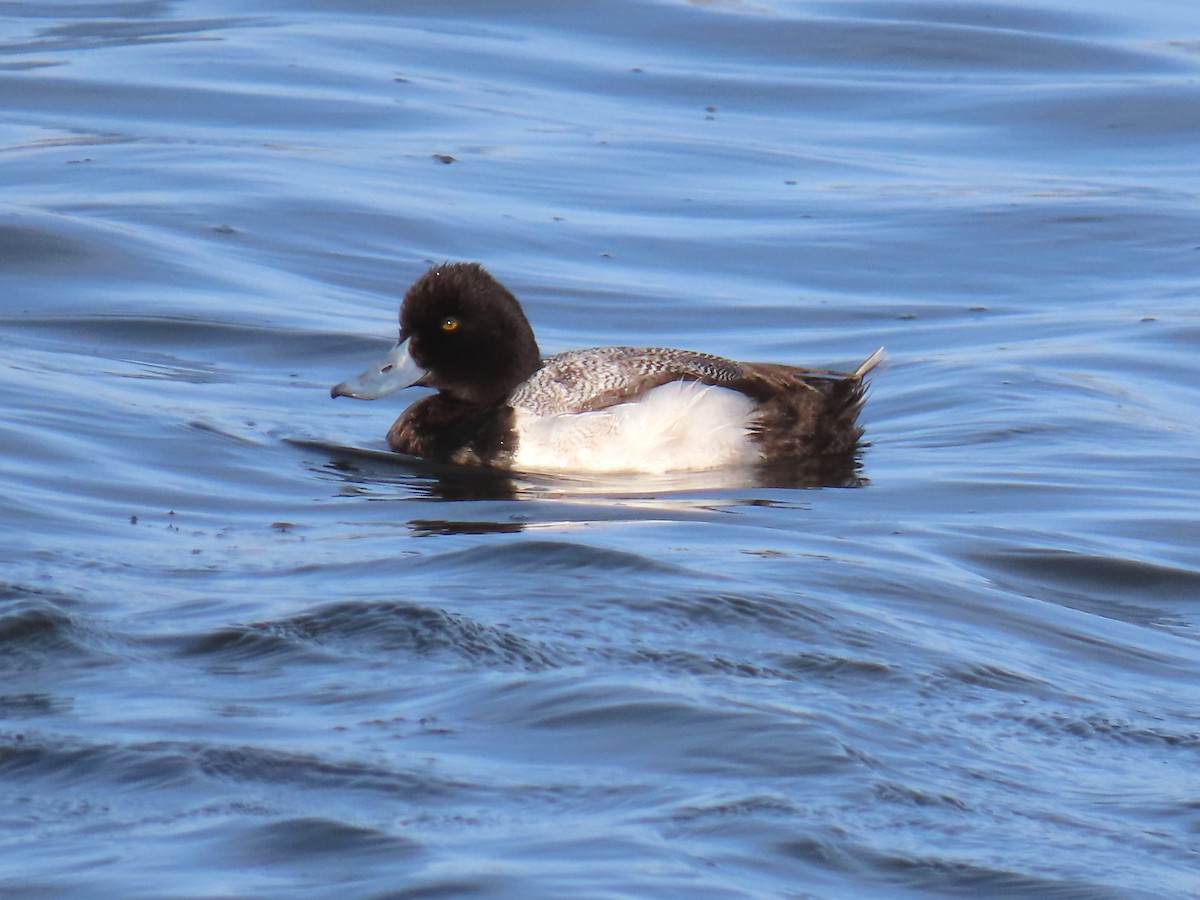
440,317,460,333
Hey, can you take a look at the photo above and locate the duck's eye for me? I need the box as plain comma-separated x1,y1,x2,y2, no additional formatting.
440,317,460,333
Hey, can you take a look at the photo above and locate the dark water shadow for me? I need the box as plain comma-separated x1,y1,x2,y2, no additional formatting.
287,437,868,503
288,438,524,502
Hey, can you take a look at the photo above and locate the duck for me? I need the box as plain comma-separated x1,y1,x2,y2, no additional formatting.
331,262,883,474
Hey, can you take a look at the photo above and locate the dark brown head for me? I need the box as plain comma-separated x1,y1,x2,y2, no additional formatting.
331,262,542,405
400,262,541,404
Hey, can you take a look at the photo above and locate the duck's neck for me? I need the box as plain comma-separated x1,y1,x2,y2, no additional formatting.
443,327,540,407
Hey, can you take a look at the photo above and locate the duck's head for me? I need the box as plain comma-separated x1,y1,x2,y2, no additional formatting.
331,262,541,405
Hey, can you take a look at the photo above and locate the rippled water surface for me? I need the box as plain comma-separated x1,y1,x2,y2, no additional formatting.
2,1,1199,897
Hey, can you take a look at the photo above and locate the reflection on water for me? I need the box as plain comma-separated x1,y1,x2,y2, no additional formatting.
299,437,869,506
407,519,526,537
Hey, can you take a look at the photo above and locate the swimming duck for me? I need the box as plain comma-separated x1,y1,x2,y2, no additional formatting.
331,262,883,474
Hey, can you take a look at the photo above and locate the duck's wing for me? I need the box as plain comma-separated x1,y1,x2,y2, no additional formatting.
508,346,885,416
508,346,750,416
738,347,886,387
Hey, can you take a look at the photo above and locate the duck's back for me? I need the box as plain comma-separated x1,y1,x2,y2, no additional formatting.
507,346,745,416
505,346,880,474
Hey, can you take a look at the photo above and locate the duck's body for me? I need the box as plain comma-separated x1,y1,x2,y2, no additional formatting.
332,263,882,474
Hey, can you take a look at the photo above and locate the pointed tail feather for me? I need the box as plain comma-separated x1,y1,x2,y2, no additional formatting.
854,347,886,379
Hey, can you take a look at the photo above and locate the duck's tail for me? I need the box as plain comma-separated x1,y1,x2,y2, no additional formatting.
854,347,886,380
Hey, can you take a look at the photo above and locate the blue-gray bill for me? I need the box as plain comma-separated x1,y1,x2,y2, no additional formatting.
330,338,427,400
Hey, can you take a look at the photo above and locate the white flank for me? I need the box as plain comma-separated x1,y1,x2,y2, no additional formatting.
512,381,759,474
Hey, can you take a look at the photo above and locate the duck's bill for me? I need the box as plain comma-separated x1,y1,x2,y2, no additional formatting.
330,338,428,400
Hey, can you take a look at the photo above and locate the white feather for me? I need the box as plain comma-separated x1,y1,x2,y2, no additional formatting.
512,381,759,474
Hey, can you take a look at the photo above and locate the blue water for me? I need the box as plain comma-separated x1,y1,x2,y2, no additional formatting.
2,1,1198,897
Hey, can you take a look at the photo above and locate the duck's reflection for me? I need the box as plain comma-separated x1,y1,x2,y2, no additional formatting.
291,438,867,537
308,439,864,491
313,442,523,501
407,519,526,537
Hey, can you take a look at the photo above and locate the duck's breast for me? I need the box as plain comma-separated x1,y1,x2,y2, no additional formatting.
511,380,759,474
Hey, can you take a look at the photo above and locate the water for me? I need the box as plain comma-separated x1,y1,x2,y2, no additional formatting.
1,1,1198,897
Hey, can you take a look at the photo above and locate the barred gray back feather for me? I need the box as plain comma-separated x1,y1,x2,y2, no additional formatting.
508,346,747,416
